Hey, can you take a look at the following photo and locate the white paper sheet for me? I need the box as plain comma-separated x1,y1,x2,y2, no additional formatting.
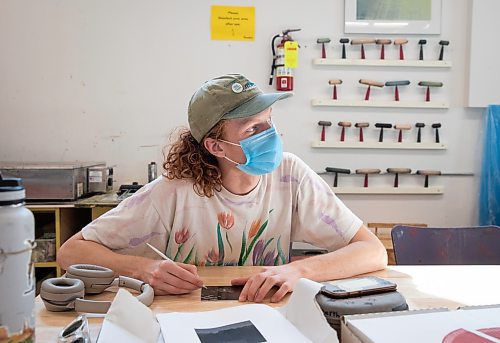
98,288,160,343
156,278,338,343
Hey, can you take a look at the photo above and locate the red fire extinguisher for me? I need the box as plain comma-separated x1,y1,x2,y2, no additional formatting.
269,28,301,91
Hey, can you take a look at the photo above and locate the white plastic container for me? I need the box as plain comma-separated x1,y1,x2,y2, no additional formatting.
0,176,35,341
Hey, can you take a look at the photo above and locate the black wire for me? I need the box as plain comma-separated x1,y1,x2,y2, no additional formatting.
269,34,281,86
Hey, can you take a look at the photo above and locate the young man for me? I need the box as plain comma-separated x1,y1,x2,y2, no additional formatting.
58,74,387,303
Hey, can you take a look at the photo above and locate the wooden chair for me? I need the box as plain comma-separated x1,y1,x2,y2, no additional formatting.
391,225,500,265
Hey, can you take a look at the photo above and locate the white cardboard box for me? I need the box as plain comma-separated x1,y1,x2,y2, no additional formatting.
341,304,500,343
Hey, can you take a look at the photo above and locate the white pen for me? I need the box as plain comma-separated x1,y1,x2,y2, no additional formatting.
146,243,207,289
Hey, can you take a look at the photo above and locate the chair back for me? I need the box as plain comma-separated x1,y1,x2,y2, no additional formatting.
391,225,500,265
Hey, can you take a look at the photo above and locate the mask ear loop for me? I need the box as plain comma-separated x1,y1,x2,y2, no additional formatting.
217,139,245,166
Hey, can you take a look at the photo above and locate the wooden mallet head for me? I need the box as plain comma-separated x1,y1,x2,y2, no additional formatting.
394,39,408,60
355,168,381,187
375,39,392,60
355,122,369,142
328,79,342,100
394,124,412,143
359,79,384,100
416,170,441,187
337,121,352,142
387,168,412,187
351,38,376,59
317,38,331,59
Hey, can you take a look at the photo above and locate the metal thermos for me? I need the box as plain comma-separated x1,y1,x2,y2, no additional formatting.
0,175,35,341
148,162,157,183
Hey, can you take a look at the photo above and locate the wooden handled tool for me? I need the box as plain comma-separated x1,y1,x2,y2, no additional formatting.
418,81,443,102
317,38,331,59
432,123,442,143
339,38,350,59
325,167,351,187
375,123,392,142
394,124,411,143
355,122,369,142
415,122,425,143
394,39,408,60
376,39,392,60
328,79,342,100
387,168,412,188
438,40,449,61
359,79,384,100
351,38,376,59
385,80,410,101
318,121,332,142
338,121,352,142
416,170,441,187
355,168,381,187
418,39,427,60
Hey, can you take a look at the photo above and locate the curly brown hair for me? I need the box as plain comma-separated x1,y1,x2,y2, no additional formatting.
163,121,226,197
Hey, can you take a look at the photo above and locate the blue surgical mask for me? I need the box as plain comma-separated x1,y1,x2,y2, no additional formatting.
221,126,283,175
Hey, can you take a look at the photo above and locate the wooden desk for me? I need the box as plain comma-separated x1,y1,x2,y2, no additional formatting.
35,265,500,341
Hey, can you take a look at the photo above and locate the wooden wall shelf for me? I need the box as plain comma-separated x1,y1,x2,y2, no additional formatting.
332,186,443,194
313,58,452,68
311,98,449,109
312,141,447,150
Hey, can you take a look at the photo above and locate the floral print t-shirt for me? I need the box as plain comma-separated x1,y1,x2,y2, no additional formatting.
81,152,362,266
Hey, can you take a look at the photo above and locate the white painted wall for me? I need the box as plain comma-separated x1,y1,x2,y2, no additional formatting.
0,0,484,226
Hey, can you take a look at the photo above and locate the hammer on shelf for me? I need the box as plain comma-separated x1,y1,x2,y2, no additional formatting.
355,122,369,142
351,38,376,59
394,124,412,143
416,170,441,188
318,121,332,142
340,38,350,59
415,122,425,143
329,79,342,100
394,39,408,60
356,168,381,188
325,167,351,187
376,39,392,60
359,79,384,100
418,81,443,102
338,121,352,142
432,123,442,143
385,80,410,101
438,40,449,61
387,168,412,188
375,123,392,142
317,38,331,59
418,39,427,60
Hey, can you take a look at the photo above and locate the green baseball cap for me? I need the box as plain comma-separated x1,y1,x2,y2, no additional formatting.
188,74,292,142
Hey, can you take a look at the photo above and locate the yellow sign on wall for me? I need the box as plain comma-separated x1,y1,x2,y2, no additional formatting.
211,6,255,41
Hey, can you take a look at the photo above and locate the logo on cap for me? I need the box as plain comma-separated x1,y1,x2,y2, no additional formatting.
231,83,243,93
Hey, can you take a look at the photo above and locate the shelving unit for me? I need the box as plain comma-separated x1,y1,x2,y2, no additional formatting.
332,186,443,195
312,141,447,150
311,98,449,109
313,58,452,68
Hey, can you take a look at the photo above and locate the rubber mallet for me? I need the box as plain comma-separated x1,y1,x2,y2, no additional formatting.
416,170,441,188
415,122,425,143
376,39,392,60
329,79,342,100
355,122,369,142
432,123,442,143
338,121,352,142
394,39,408,60
359,79,384,100
317,38,331,59
340,38,350,59
418,39,427,60
394,124,412,143
326,167,351,187
351,38,376,59
385,80,410,101
375,123,392,142
438,40,449,61
355,168,381,188
318,121,332,142
418,81,443,102
387,168,412,188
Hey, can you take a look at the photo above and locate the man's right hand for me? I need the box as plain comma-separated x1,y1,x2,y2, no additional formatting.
143,259,204,295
